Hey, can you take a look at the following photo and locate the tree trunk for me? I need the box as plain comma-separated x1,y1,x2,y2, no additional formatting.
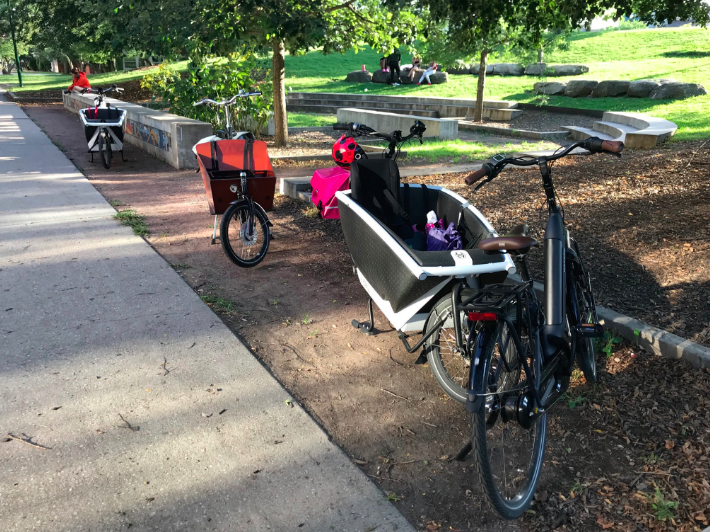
537,46,544,63
272,39,288,147
474,49,489,122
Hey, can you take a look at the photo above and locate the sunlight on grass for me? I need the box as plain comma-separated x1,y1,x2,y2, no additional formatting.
379,139,548,163
288,113,337,127
11,61,190,93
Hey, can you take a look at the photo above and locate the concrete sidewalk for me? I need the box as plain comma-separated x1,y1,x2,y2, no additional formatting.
0,99,413,531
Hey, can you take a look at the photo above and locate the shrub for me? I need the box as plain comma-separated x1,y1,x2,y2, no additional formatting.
142,51,273,136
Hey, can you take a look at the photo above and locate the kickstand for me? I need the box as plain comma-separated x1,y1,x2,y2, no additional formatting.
351,298,376,336
211,215,219,245
121,150,127,162
454,440,473,462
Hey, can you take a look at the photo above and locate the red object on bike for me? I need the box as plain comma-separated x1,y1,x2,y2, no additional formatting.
468,312,498,321
332,135,365,168
195,139,276,215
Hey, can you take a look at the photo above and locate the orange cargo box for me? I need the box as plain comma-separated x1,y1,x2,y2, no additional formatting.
195,139,276,215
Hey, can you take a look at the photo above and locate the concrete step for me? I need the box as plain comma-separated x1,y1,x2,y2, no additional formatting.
592,120,638,139
287,103,441,118
484,108,523,121
560,126,615,141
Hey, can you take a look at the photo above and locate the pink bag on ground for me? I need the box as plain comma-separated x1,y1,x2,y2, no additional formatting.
310,166,350,219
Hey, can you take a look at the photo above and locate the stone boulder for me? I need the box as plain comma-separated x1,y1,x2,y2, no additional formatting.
471,64,494,75
650,81,708,100
399,68,421,84
490,63,525,76
372,69,394,83
549,64,590,76
345,70,372,83
429,71,449,84
627,79,662,98
592,80,630,97
525,63,548,76
564,79,598,97
534,81,566,95
447,60,472,75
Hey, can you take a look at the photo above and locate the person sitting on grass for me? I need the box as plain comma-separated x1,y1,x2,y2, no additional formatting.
417,62,438,85
66,68,91,93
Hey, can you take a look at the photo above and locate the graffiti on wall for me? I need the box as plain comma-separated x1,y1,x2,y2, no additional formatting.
125,119,172,152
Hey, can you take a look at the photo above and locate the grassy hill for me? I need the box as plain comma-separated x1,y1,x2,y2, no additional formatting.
283,27,710,141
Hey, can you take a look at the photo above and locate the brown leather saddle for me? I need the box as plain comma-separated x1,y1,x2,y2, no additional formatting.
479,223,538,255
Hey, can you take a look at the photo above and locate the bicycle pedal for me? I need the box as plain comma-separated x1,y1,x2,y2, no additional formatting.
576,324,603,338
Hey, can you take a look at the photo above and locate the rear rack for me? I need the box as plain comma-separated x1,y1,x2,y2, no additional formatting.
458,282,533,314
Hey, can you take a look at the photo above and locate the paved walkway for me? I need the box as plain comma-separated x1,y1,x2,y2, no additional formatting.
0,99,413,531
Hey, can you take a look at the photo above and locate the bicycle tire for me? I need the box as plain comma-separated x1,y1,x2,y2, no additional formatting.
99,130,112,169
220,200,270,268
471,320,547,519
425,296,519,404
569,263,598,383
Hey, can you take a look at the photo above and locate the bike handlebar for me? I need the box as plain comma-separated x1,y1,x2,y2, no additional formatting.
193,91,263,107
464,136,624,186
333,121,427,144
80,84,123,96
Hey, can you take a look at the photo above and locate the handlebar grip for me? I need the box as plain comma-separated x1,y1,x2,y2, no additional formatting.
464,166,489,185
333,123,351,131
601,140,624,153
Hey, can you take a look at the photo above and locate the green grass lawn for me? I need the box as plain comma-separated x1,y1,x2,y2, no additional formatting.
8,61,190,92
288,113,337,127
381,138,549,163
284,27,710,141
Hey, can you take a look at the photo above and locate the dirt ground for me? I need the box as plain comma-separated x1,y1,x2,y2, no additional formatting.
22,103,710,532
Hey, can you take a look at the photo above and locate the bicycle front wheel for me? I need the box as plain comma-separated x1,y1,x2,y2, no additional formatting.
99,130,112,169
220,201,270,268
471,320,547,519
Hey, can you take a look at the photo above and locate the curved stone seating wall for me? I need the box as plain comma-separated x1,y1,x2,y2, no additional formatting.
561,111,677,149
535,78,707,100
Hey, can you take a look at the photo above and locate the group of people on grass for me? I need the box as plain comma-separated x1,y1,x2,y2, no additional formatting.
380,48,438,86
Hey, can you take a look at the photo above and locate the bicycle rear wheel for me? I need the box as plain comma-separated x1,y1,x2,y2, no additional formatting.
220,200,270,267
426,296,519,404
471,320,547,519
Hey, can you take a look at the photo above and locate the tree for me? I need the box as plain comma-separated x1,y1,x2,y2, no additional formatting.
415,0,710,122
194,0,420,146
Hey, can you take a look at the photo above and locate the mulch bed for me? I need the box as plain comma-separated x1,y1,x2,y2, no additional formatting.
21,103,710,532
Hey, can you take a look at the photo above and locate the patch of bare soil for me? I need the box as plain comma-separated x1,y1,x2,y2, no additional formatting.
22,103,710,532
465,110,597,132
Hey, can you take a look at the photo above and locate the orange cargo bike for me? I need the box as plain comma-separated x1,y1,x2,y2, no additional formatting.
193,92,276,267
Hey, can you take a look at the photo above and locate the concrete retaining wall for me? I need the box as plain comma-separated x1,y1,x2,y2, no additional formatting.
336,108,458,140
63,92,212,170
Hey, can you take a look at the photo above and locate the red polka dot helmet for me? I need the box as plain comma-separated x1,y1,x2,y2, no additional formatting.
332,135,366,168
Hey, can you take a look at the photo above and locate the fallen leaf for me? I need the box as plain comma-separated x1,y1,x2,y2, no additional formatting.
596,514,614,529
665,439,675,449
